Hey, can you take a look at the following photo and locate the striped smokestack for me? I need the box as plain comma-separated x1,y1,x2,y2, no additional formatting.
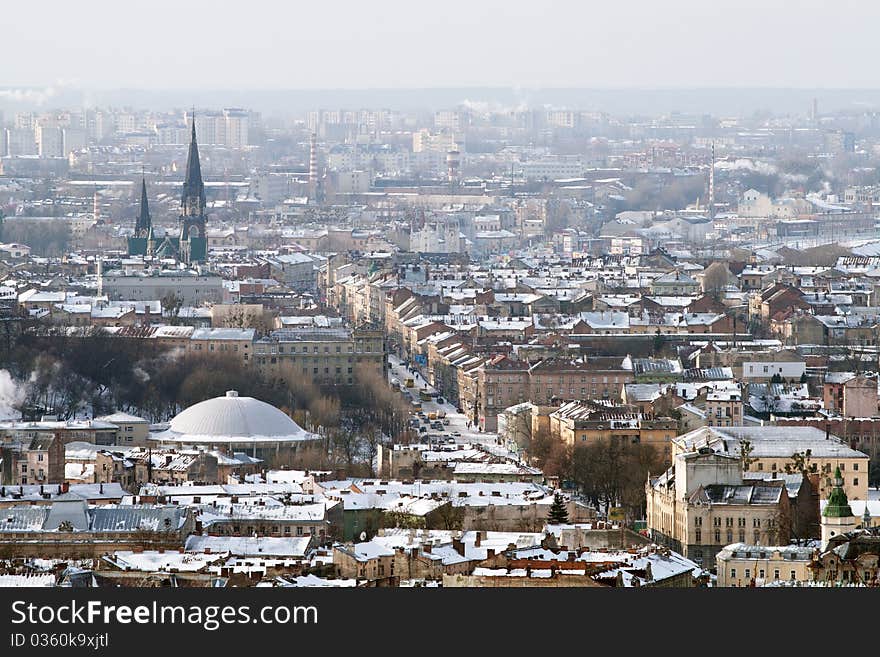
308,132,318,200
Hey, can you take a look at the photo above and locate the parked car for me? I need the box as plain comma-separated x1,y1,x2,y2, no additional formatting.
442,418,450,425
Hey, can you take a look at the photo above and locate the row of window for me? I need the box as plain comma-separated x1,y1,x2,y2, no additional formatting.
729,568,796,581
695,517,770,528
256,344,379,355
695,529,765,544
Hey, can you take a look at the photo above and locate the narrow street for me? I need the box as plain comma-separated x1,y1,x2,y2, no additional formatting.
386,354,518,460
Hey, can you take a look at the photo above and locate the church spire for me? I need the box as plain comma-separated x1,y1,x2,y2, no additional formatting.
135,177,151,237
823,467,853,518
181,115,206,216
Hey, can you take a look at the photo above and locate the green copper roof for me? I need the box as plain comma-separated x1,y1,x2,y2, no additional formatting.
823,466,853,518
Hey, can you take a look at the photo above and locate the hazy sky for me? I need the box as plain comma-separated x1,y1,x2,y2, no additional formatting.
4,0,880,90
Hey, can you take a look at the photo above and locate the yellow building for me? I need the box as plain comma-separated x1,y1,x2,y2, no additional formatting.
672,426,869,501
547,401,676,460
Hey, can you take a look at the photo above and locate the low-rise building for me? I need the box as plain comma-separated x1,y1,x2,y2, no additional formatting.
715,543,815,587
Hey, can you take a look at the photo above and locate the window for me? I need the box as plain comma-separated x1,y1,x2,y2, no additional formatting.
730,568,736,579
774,569,779,579
695,529,701,543
790,570,796,580
854,478,859,487
759,569,765,579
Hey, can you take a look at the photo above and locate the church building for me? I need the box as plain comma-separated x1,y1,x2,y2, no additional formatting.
127,120,208,263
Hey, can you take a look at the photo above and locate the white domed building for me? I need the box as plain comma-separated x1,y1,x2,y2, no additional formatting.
150,391,323,467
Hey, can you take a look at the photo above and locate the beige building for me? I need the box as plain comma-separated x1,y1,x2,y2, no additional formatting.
646,449,790,569
715,543,814,587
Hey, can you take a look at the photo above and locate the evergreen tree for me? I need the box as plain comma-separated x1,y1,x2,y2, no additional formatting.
548,492,569,524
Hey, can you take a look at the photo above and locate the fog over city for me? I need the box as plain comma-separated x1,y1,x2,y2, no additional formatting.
4,1,880,115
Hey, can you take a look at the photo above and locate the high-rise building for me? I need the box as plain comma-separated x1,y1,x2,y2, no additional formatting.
223,108,250,148
6,127,36,156
35,124,63,157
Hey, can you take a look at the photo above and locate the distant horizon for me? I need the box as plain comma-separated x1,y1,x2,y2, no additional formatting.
9,84,880,92
5,85,880,118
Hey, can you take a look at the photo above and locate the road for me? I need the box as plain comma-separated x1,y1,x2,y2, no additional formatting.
386,354,519,461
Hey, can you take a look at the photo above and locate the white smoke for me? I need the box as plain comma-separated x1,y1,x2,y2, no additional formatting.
0,369,25,420
0,79,79,106
714,158,778,176
0,87,58,105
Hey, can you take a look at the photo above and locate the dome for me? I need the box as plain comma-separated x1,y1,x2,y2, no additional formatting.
155,391,315,444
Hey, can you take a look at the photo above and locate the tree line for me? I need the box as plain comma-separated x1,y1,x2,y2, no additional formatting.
4,329,414,476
